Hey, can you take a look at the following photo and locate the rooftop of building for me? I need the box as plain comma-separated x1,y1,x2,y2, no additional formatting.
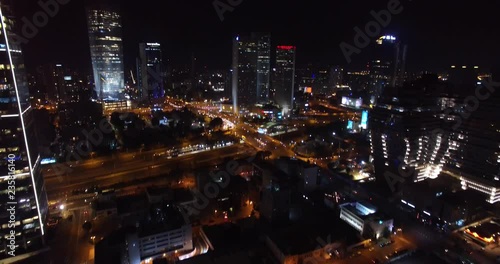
172,188,196,203
95,226,136,264
391,250,444,264
178,252,258,264
341,204,373,220
116,194,148,216
467,221,500,239
275,156,318,169
340,200,393,223
93,199,117,211
146,186,170,197
196,220,264,262
139,204,187,238
438,190,486,207
266,205,360,256
253,160,290,181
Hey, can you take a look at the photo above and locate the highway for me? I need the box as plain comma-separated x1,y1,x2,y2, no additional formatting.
188,102,297,160
42,139,231,179
40,98,359,264
45,144,253,200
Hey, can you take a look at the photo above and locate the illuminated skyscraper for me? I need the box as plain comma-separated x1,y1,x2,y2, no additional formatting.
256,33,271,102
369,75,449,190
274,45,296,115
369,35,407,98
137,43,164,101
86,4,124,100
444,66,500,203
231,33,271,112
34,64,65,104
0,1,48,261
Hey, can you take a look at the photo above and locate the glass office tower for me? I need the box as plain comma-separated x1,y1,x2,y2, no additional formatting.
369,35,407,99
274,46,296,115
232,33,271,112
87,6,125,100
256,33,271,103
0,1,48,261
137,43,164,101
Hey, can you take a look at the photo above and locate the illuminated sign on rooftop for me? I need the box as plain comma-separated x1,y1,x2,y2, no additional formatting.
277,45,296,50
380,35,396,40
376,35,397,45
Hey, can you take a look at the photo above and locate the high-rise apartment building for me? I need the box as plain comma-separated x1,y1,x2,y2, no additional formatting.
86,4,124,101
369,75,449,190
370,69,500,204
444,66,500,203
0,2,48,261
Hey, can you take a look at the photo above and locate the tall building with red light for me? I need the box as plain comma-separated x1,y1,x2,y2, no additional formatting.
274,45,296,115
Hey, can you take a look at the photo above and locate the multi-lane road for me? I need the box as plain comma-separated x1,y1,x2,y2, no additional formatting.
44,144,254,201
40,143,255,264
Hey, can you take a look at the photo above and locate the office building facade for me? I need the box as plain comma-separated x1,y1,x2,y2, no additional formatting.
231,33,271,113
125,205,192,263
34,64,65,104
273,46,296,115
339,201,393,238
137,43,164,101
61,75,90,104
0,2,48,261
368,35,407,98
444,66,500,203
369,75,449,189
256,34,271,103
86,5,125,101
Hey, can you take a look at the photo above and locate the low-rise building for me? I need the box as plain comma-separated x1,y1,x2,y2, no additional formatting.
102,99,132,114
339,201,393,239
92,200,118,219
125,205,193,264
264,206,360,264
275,157,321,193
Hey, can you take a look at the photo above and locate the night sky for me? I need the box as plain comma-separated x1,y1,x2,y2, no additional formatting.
14,0,500,74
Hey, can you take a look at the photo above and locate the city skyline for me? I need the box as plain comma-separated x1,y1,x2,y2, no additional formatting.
13,0,500,74
1,0,500,263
